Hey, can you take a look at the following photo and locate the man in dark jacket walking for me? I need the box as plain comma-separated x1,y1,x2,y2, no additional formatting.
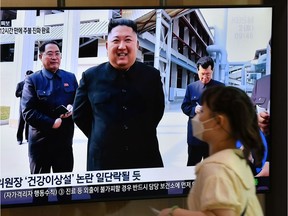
181,56,224,166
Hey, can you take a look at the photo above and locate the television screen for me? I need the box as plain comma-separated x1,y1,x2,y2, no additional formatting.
0,6,272,207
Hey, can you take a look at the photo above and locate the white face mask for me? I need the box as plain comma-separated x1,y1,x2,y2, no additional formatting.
191,114,216,141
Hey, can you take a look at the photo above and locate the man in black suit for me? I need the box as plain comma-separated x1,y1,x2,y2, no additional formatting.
22,40,78,203
73,18,165,171
15,70,33,144
181,56,225,166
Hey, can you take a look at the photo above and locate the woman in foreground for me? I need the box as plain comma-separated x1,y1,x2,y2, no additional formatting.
159,86,264,216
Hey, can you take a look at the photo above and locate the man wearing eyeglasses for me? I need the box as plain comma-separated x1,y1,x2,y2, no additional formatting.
21,40,78,204
181,56,225,166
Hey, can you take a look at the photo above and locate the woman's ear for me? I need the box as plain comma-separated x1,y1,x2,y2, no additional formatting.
215,115,225,127
215,114,230,132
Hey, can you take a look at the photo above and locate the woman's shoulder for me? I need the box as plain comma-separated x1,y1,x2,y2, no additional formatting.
196,149,255,189
203,149,242,164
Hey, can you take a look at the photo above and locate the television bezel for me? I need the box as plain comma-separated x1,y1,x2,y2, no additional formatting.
0,4,282,210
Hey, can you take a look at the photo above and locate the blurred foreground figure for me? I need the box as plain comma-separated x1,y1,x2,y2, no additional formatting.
159,86,264,216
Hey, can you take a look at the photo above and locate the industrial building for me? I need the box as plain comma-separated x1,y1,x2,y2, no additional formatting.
0,8,271,123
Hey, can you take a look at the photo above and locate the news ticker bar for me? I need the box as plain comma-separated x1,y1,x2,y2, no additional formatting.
0,167,196,191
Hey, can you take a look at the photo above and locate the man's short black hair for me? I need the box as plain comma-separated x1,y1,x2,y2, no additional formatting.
108,18,138,35
196,56,214,70
39,41,61,53
25,70,33,75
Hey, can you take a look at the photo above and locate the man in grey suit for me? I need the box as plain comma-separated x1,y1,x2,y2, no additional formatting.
181,56,224,166
251,75,270,135
251,74,270,176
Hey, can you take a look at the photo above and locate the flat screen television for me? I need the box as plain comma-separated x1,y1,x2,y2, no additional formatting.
0,6,272,207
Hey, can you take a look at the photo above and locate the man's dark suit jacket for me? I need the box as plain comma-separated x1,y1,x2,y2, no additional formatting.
21,69,78,161
15,80,25,98
181,79,225,146
73,61,165,171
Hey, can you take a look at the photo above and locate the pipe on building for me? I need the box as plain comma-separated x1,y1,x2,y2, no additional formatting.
206,44,228,84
